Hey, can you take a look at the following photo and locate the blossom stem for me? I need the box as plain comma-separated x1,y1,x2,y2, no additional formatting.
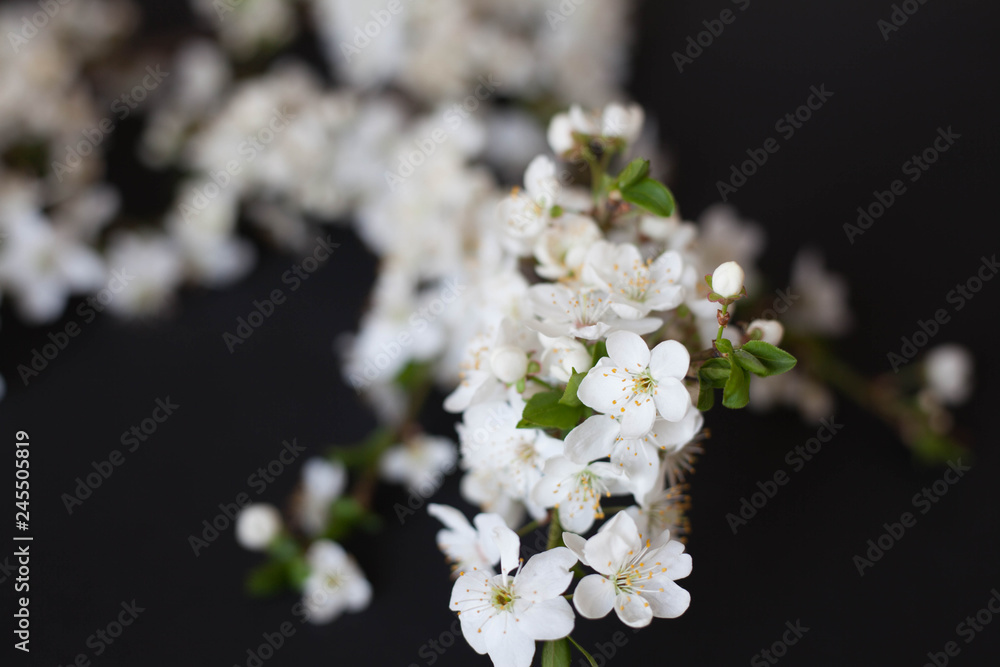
529,376,556,391
516,518,547,536
546,511,563,550
715,303,729,347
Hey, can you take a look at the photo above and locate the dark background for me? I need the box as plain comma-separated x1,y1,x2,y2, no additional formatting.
2,0,999,665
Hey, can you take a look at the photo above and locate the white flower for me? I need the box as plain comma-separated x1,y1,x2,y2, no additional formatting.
428,504,508,575
444,319,537,413
539,335,594,383
625,477,690,544
582,241,685,318
924,344,973,406
785,249,852,336
296,458,347,536
747,319,784,346
711,261,744,298
600,102,644,144
528,284,660,341
235,503,282,551
457,398,565,521
563,512,691,628
379,435,457,494
302,540,372,624
450,525,577,667
499,155,560,241
546,112,577,155
531,456,628,533
577,331,692,438
533,214,602,281
564,405,703,497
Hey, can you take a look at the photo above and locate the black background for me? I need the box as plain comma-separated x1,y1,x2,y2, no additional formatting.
2,0,999,665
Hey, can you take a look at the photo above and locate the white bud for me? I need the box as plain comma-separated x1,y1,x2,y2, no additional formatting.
711,261,745,298
490,345,529,384
602,103,644,144
236,503,282,551
747,319,784,345
924,344,973,406
543,336,594,383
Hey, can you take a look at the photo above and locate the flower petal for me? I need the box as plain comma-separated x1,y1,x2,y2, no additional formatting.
615,592,655,628
644,580,691,619
649,339,690,380
516,597,575,640
516,547,576,601
619,396,657,438
493,526,521,576
484,616,536,667
652,377,691,423
606,330,650,370
561,532,589,565
565,415,619,463
573,574,616,619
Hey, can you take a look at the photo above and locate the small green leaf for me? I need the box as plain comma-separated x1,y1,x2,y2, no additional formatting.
699,357,731,387
559,370,587,407
542,639,572,667
715,337,734,356
697,381,715,411
616,158,650,189
733,349,767,376
521,391,586,431
324,497,372,542
741,341,798,377
723,362,751,409
620,177,676,217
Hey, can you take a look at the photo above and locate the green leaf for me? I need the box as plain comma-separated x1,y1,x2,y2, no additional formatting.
620,177,676,217
697,358,730,411
324,497,371,542
520,391,586,431
559,370,587,407
394,359,431,390
699,357,731,387
542,639,572,667
246,560,291,598
733,349,767,376
715,337,734,356
740,341,798,377
723,362,751,409
615,158,650,189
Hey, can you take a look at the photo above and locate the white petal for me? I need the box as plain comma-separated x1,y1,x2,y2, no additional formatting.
606,330,650,371
583,531,631,577
561,532,589,565
428,504,473,535
564,415,618,463
649,340,690,380
615,593,655,628
619,397,657,438
484,619,536,667
493,526,521,576
577,362,631,413
574,574,617,619
652,377,691,423
645,580,691,619
516,547,576,601
516,597,575,640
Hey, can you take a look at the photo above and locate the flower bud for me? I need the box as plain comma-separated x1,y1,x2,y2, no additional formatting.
547,113,576,155
711,261,745,298
747,319,784,345
490,345,529,384
236,503,282,551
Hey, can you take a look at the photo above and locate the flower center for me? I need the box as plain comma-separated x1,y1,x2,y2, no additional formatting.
490,582,518,612
631,370,656,395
